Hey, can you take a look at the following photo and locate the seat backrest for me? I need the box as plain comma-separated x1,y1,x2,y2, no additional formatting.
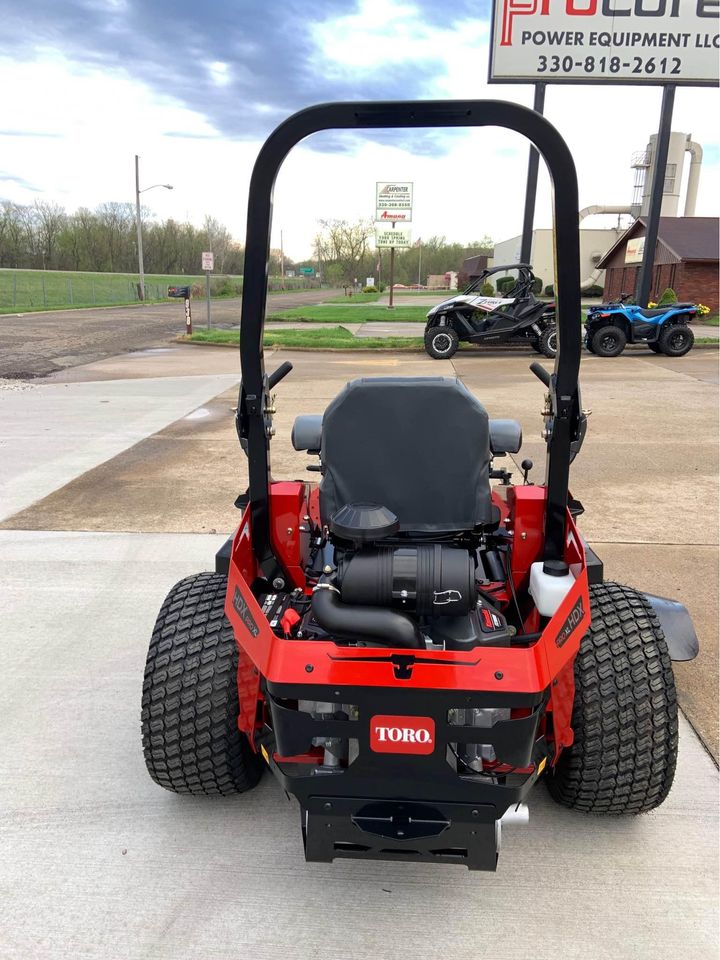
319,377,494,534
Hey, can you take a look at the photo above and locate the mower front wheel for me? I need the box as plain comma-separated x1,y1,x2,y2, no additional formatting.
141,572,263,795
425,325,459,360
547,582,678,815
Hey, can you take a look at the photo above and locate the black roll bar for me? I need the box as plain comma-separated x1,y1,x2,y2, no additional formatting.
238,100,582,582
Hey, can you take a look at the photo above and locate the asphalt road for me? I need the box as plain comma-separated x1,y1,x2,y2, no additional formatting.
0,288,339,379
0,344,717,959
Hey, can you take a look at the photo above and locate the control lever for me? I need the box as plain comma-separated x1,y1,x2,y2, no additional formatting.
268,361,293,389
521,459,533,485
529,362,551,387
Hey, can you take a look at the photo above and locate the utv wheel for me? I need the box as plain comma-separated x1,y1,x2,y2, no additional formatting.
530,340,543,353
539,325,557,358
141,572,262,795
658,323,694,357
591,325,627,358
547,582,678,814
425,325,459,359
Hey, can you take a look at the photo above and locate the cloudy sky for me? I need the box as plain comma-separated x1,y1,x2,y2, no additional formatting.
0,0,718,260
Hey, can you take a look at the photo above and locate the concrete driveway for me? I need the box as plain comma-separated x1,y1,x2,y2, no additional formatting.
1,344,717,959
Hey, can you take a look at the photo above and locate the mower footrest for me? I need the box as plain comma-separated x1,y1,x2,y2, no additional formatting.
303,796,498,871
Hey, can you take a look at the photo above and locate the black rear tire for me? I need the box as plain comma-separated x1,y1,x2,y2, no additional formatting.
584,336,597,354
658,323,694,357
141,572,263,795
530,339,543,353
547,582,678,814
538,324,557,358
425,325,459,360
591,325,627,358
648,342,662,353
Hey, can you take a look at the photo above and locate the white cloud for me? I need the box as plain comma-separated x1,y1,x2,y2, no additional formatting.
0,25,718,265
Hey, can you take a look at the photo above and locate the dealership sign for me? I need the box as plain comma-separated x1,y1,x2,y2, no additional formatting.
488,0,719,85
376,182,413,221
375,225,412,248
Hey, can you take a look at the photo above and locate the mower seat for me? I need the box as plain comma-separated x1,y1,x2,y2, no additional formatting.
318,377,494,534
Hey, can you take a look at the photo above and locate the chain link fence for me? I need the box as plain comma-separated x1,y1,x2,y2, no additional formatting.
0,271,322,312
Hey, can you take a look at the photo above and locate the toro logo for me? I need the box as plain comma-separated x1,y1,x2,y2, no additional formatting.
370,715,435,755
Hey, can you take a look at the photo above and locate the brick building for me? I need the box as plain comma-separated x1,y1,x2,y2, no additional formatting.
598,217,719,313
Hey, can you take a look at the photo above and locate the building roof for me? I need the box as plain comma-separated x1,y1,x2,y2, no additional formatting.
461,254,488,276
597,217,719,268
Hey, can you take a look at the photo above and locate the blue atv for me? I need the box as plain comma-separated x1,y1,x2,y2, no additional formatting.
585,294,697,358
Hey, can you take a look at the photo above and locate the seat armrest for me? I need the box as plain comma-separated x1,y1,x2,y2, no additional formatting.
292,414,323,452
489,419,522,456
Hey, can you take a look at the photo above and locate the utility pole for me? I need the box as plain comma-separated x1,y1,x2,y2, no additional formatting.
280,229,285,290
134,155,174,302
519,83,546,267
135,155,145,301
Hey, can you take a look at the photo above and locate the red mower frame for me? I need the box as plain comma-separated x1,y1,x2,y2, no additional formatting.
142,99,697,872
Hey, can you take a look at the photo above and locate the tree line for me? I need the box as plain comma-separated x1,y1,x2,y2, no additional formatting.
0,202,491,285
308,219,493,288
0,200,248,276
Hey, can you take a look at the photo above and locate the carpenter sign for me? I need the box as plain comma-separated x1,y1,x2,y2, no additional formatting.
375,225,412,248
376,182,413,221
488,0,719,86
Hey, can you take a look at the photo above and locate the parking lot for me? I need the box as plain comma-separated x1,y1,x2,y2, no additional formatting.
1,342,718,959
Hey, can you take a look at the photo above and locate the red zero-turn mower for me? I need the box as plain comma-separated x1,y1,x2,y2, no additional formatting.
141,101,699,871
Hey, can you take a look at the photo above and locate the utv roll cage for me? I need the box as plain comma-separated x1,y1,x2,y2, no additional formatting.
237,101,582,585
463,263,536,298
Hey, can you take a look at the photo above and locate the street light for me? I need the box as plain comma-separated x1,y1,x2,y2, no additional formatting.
134,154,173,301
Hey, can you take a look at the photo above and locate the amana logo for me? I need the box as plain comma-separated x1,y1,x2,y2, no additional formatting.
370,715,435,755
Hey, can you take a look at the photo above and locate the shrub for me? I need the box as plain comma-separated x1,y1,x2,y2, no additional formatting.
583,284,604,297
531,276,543,294
211,278,241,298
658,287,678,305
496,276,516,294
480,282,495,296
362,285,378,294
544,284,555,297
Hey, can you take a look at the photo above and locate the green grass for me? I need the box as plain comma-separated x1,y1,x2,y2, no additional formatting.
186,326,424,350
0,268,224,313
324,292,381,303
699,314,718,326
268,304,429,323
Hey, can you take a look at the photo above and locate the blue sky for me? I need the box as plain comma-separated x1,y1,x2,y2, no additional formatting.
0,0,718,259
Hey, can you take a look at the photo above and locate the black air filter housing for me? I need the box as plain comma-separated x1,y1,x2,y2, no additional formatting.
336,543,474,617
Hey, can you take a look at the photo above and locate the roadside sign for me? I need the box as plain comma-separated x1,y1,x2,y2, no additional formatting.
201,251,214,271
488,0,719,86
298,266,315,275
366,277,375,287
376,182,413,222
375,225,411,248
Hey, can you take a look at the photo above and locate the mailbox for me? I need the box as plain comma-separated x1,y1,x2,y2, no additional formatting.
167,285,191,298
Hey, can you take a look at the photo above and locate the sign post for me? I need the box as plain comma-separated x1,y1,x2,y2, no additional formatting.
375,183,413,310
201,251,214,328
519,82,546,266
375,223,412,308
